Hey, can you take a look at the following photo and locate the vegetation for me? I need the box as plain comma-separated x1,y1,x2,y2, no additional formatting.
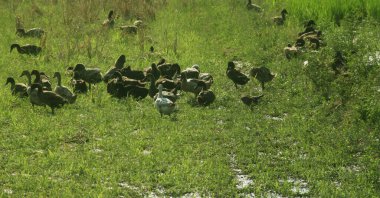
0,0,379,196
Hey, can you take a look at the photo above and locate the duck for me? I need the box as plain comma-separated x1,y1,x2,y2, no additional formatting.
102,10,115,28
10,44,41,56
16,28,45,38
249,66,275,90
331,51,347,75
284,43,299,59
20,70,45,106
30,83,67,114
199,72,214,89
226,61,250,89
246,0,263,12
241,94,264,106
120,65,146,81
180,74,207,96
197,88,216,106
134,19,143,28
19,70,33,94
71,78,88,94
154,84,176,117
298,20,316,36
154,87,179,103
120,25,137,34
181,64,200,79
5,77,28,97
144,63,161,82
300,30,323,49
31,70,52,91
157,62,181,79
123,85,149,100
53,72,77,104
155,77,179,90
273,9,288,25
106,76,148,100
103,54,126,83
73,63,102,90
112,71,146,87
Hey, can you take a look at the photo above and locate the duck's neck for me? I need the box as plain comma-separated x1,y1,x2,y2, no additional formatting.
33,73,41,83
25,73,32,86
158,87,163,98
282,13,286,20
9,82,15,91
56,74,62,86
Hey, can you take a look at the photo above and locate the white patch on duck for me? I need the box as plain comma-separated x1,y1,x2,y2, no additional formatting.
154,84,176,117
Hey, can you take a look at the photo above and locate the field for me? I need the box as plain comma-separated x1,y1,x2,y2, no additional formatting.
1,0,379,197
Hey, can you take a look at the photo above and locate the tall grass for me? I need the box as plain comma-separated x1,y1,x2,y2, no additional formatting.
283,0,380,24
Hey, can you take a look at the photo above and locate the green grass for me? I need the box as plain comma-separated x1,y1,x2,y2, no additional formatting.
1,0,379,197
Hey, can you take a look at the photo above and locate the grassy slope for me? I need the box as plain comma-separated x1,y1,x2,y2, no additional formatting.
0,0,379,197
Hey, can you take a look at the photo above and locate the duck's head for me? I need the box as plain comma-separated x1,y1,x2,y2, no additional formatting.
227,61,235,70
53,72,61,79
115,55,126,69
73,64,86,72
31,70,40,76
250,67,259,77
305,20,316,27
281,9,288,15
192,64,200,71
5,77,15,86
108,10,114,20
20,70,30,77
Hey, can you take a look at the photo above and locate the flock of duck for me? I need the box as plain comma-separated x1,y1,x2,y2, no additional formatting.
5,2,347,116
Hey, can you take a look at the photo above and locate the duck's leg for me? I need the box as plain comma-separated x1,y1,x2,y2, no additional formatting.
234,83,238,89
261,82,265,90
51,107,55,115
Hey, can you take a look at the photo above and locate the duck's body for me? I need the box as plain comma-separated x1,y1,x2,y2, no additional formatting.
197,89,215,106
120,25,137,34
120,66,146,81
53,72,77,104
331,51,347,74
16,28,45,38
31,83,67,114
103,55,126,83
284,44,299,59
102,10,115,28
180,75,207,96
10,44,41,56
226,61,250,89
273,9,288,25
241,95,264,106
5,77,28,98
31,70,52,91
157,63,181,79
155,84,176,117
181,65,200,79
250,66,275,90
246,0,263,12
20,70,44,106
73,64,102,90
